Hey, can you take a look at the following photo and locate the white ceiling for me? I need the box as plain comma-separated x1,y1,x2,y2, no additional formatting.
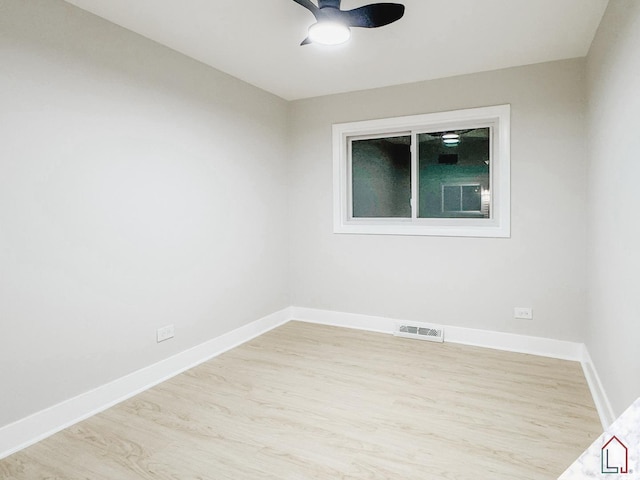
63,0,609,101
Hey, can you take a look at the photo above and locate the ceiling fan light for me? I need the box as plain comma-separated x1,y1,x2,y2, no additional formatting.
442,132,460,147
308,22,351,46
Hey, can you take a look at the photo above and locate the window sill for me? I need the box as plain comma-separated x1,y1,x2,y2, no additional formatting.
334,219,510,238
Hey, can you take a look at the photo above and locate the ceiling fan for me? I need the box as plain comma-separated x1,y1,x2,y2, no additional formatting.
292,0,405,46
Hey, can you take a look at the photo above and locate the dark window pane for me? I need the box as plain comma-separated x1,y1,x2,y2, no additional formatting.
443,186,461,212
351,136,411,218
462,185,482,211
418,128,491,218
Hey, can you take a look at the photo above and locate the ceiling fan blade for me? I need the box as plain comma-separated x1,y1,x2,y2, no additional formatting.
317,0,341,8
292,0,319,17
342,3,405,28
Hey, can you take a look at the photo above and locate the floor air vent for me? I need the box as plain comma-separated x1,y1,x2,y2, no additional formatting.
394,322,444,343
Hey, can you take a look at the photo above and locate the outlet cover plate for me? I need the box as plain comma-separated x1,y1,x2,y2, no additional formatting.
514,307,533,320
157,325,175,343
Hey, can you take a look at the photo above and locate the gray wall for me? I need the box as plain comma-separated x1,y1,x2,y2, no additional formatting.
586,0,640,416
289,59,589,341
6,0,631,433
0,0,289,427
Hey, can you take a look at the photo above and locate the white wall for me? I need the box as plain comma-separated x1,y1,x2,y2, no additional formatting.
0,0,289,427
586,0,640,416
289,59,589,342
2,0,619,436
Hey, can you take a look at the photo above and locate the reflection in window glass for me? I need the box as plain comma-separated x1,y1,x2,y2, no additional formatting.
351,136,411,218
443,185,463,212
418,128,490,218
462,185,482,211
442,185,483,212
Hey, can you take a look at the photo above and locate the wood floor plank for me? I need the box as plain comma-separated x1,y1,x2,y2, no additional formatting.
0,321,601,479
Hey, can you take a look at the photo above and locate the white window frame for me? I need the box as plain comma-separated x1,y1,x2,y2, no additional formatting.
332,104,511,238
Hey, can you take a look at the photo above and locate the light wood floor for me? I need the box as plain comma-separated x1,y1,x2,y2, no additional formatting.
0,321,601,480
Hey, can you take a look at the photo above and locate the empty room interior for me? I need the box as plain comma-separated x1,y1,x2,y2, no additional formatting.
1,0,639,478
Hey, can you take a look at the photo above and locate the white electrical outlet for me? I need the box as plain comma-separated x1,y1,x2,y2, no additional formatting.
157,324,175,343
514,307,533,320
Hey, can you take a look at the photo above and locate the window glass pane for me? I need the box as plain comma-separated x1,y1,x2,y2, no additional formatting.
418,128,490,218
351,135,411,218
442,185,461,212
462,185,482,211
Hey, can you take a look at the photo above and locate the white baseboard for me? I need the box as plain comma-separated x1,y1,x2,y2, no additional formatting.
291,306,585,361
580,345,615,430
443,325,585,361
0,307,292,461
1,305,613,460
290,306,396,334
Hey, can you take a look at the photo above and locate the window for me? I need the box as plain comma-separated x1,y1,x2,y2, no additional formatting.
333,105,510,237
